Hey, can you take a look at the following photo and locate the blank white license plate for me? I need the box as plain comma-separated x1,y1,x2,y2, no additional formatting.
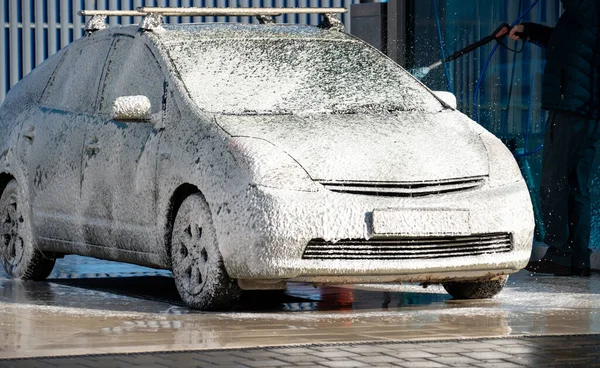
371,208,471,236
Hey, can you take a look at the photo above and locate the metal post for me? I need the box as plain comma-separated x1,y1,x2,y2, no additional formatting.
73,0,83,39
181,0,192,24
35,0,44,66
0,0,5,102
23,0,32,77
48,0,58,57
310,0,319,25
192,0,202,24
343,0,353,32
108,0,118,26
60,0,70,48
206,0,215,23
275,0,285,23
217,0,226,23
298,0,308,25
9,0,19,88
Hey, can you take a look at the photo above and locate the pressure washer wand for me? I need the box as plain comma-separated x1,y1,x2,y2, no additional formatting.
411,23,511,80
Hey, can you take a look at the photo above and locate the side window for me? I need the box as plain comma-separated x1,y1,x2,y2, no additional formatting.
99,37,165,117
42,39,113,113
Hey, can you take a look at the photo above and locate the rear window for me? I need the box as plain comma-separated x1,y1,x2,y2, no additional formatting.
170,38,443,115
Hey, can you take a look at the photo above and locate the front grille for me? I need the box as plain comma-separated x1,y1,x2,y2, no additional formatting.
302,233,513,260
318,177,485,197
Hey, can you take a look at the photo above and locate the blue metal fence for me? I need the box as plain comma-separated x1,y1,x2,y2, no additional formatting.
1,0,359,103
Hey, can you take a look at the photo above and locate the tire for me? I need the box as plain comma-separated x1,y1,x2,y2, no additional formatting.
0,179,55,280
171,193,242,310
442,276,508,299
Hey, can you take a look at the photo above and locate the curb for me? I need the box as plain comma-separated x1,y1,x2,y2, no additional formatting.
2,334,600,361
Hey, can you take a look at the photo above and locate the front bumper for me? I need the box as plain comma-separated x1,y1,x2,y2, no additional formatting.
215,180,534,283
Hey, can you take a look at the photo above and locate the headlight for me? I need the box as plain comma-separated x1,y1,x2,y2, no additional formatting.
479,132,524,188
227,137,319,192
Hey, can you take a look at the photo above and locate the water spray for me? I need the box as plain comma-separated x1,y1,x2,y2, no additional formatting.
410,23,512,80
411,60,443,80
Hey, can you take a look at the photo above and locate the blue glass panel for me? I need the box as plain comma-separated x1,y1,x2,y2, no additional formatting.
17,28,23,80
411,1,600,247
16,0,22,22
29,0,35,22
3,32,8,88
43,28,48,59
42,0,47,23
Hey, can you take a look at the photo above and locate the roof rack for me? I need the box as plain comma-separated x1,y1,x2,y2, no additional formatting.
78,7,347,33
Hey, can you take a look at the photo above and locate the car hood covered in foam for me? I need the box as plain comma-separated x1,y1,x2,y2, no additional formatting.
217,111,489,183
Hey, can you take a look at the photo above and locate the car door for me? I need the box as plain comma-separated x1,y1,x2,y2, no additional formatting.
80,35,164,253
17,38,113,244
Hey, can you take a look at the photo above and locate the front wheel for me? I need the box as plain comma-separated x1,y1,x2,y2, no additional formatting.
0,179,55,280
171,193,241,310
442,276,508,299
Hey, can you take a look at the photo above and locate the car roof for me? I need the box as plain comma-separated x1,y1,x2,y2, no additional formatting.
158,23,351,42
95,22,352,47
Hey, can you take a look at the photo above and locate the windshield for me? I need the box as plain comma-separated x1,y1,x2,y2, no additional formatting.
170,38,443,115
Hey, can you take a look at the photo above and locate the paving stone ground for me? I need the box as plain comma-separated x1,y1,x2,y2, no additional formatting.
2,335,600,368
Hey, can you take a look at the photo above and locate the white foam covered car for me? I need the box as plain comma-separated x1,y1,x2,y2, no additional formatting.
0,10,534,310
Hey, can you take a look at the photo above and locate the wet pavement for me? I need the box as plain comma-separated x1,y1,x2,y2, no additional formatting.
1,256,600,365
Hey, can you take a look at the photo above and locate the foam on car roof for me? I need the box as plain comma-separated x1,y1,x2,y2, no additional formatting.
158,23,349,42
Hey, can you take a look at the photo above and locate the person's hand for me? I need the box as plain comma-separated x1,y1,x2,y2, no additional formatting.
509,24,526,40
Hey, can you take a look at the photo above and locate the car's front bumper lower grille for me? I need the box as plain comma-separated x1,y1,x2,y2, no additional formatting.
302,233,513,260
318,177,486,197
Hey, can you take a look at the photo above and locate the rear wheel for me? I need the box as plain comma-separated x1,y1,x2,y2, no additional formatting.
0,179,55,280
171,194,241,310
442,276,508,299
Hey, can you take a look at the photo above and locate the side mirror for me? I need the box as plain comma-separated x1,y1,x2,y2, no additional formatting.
433,91,457,109
111,95,152,121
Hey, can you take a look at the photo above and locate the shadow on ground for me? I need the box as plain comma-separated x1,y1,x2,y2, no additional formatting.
49,275,451,313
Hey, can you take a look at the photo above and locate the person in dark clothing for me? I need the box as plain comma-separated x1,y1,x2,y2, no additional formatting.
509,0,600,276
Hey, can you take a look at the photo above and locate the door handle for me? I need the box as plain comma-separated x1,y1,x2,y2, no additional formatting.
22,126,35,141
86,138,100,156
